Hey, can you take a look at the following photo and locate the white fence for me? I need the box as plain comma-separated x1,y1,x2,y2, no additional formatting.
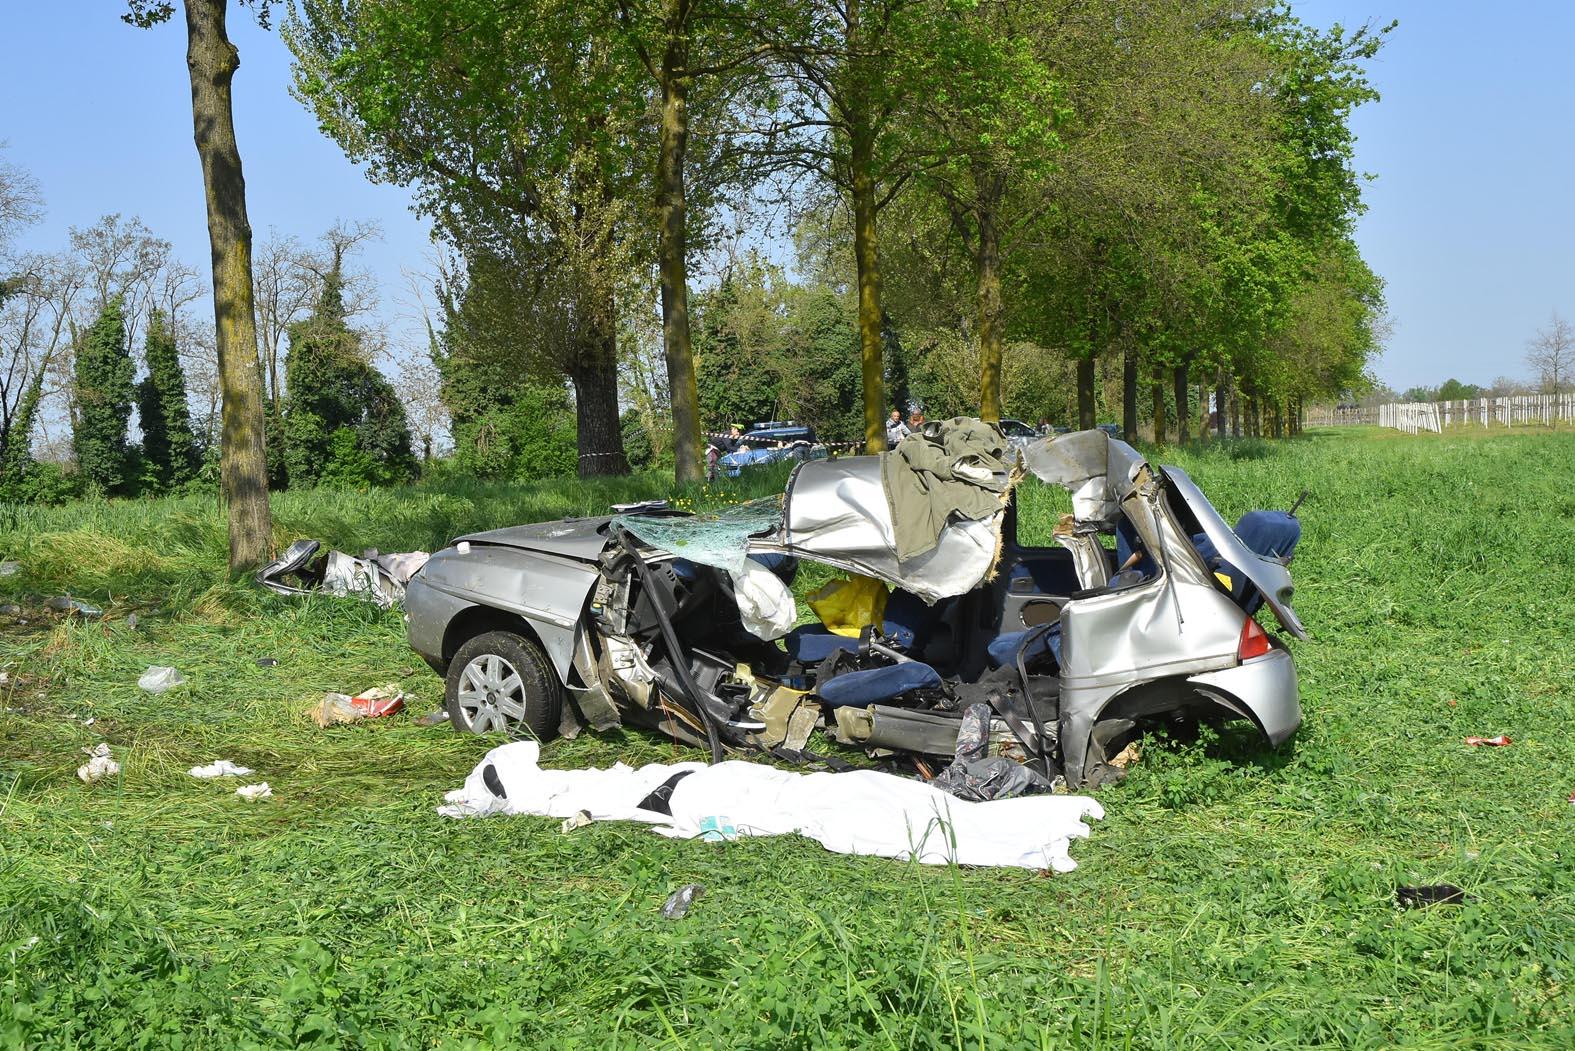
1311,394,1575,434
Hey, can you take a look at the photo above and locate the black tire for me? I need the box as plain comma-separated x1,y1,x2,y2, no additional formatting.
444,630,563,741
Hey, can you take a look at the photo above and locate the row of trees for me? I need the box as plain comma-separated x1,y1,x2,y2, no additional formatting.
0,191,426,501
287,0,1392,477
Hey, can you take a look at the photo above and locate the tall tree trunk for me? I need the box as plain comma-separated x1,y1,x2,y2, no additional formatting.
1121,344,1138,441
571,313,629,477
850,116,886,453
183,0,271,572
974,165,1005,422
657,9,701,485
1151,378,1166,444
1229,381,1241,438
1173,361,1190,444
1076,356,1095,429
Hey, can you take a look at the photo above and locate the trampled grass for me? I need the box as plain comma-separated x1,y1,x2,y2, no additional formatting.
1,428,1572,1047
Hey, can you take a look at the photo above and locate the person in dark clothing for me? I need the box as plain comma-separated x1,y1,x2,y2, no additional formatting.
709,423,745,454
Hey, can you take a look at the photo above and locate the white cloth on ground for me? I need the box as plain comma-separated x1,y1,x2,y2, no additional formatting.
439,742,1103,871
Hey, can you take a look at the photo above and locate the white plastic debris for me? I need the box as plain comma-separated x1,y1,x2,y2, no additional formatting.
189,760,255,780
235,782,273,801
76,743,120,784
138,665,186,693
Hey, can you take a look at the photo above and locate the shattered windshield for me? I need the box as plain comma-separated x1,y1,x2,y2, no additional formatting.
613,498,783,574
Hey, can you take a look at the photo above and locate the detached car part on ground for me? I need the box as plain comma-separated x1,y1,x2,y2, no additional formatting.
404,426,1306,787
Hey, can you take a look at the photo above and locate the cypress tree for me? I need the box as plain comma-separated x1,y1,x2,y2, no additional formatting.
0,369,45,496
136,309,201,489
72,296,136,494
282,270,416,488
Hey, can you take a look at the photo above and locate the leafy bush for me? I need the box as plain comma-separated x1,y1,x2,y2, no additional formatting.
0,460,83,505
451,386,577,482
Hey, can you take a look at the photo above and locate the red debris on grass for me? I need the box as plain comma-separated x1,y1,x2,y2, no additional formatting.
1464,735,1512,747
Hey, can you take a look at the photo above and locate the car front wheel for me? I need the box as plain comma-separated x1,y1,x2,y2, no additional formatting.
445,630,562,741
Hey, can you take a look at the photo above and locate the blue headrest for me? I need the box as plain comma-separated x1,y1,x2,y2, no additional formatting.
816,661,942,708
1235,510,1301,560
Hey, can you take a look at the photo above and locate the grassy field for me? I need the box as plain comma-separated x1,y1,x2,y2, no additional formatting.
2,428,1572,1048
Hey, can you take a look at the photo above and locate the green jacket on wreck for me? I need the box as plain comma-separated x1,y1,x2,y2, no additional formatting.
881,418,1012,562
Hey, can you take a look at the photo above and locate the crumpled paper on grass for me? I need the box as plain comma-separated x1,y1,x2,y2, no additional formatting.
235,782,272,801
77,743,119,784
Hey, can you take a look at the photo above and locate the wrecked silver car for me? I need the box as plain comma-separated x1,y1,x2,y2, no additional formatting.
404,425,1306,787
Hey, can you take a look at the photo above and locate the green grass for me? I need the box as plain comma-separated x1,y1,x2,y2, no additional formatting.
2,429,1572,1048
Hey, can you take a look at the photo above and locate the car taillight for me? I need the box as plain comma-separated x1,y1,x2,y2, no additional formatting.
1238,616,1271,661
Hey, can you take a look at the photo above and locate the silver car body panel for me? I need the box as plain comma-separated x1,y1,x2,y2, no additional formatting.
405,541,598,680
1188,648,1302,746
1161,468,1307,639
1014,430,1303,781
775,455,1004,603
456,517,612,563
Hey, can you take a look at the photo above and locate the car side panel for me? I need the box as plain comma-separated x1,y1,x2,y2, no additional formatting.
405,544,599,681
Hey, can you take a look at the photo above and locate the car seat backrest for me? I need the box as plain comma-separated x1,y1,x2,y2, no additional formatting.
1234,510,1301,560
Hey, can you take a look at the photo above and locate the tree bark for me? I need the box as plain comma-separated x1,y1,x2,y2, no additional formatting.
657,4,701,485
1229,379,1241,438
183,0,271,572
1121,344,1138,442
1076,356,1095,429
1173,361,1190,444
571,315,629,477
850,111,887,453
974,165,1005,422
1151,378,1166,444
1198,379,1209,440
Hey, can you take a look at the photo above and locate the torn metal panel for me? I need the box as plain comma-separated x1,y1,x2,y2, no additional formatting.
1020,429,1146,525
1163,467,1306,639
778,456,1005,602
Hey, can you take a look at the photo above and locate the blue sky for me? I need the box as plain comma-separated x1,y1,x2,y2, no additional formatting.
4,2,1571,391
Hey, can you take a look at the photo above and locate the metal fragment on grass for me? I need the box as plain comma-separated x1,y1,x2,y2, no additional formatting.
660,884,705,920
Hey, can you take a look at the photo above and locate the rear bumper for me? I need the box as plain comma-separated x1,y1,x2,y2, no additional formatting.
1186,646,1301,745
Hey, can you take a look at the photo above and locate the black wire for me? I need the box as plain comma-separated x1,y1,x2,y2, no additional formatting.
1014,623,1058,779
612,526,725,764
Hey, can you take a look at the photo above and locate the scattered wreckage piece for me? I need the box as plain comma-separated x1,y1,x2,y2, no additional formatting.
405,423,1308,789
138,665,185,693
257,539,430,609
312,684,407,727
189,760,254,779
439,741,1105,871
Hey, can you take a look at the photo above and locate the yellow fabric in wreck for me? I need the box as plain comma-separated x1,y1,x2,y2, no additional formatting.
806,575,889,637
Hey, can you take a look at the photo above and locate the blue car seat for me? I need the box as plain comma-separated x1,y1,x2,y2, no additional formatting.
986,624,1062,669
816,660,943,709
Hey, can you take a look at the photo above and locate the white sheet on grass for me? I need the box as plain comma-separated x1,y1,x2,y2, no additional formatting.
439,742,1103,872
